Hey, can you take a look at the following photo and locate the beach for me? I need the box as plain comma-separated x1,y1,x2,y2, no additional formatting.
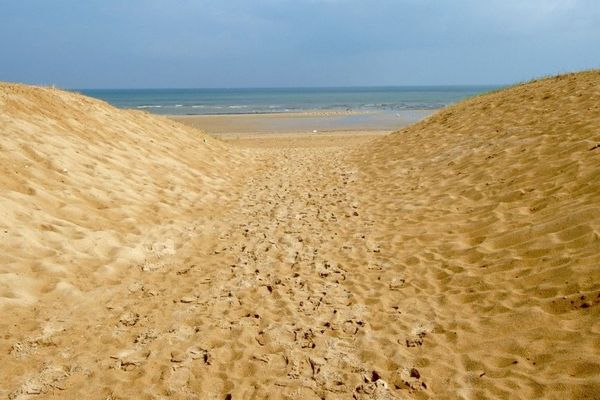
169,111,414,134
1,72,599,399
168,111,413,148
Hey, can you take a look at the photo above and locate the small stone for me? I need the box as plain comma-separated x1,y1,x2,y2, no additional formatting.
410,368,420,379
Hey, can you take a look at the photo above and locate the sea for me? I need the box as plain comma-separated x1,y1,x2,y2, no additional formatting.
77,86,499,116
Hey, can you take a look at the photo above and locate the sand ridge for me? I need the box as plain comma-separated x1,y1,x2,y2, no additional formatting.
348,71,600,398
1,72,600,399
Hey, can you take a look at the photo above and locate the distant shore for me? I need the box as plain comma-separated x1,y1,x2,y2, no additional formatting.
78,85,490,117
169,109,434,135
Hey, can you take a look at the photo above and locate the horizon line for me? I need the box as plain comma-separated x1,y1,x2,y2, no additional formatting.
71,83,506,91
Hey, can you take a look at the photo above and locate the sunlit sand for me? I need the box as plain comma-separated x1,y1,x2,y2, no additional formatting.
1,71,599,398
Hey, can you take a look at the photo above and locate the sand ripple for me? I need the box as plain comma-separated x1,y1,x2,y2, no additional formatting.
1,72,600,398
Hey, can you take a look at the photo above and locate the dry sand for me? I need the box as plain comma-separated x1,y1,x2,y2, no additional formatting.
1,72,599,399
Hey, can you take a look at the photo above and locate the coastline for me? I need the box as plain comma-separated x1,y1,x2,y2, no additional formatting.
78,85,493,116
168,109,435,135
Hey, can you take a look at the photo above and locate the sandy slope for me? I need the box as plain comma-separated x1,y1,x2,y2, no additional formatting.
0,83,242,305
1,72,599,399
0,84,245,398
348,71,600,398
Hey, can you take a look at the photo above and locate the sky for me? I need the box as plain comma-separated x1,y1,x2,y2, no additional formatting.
0,0,599,88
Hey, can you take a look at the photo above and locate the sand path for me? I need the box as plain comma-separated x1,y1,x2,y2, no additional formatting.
4,138,409,399
4,132,599,399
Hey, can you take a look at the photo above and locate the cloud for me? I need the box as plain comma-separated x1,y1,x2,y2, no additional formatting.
0,0,598,87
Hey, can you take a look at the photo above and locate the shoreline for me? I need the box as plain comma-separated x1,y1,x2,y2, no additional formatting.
167,109,370,118
168,109,435,135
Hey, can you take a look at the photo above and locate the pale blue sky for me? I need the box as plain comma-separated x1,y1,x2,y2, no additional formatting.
1,0,599,88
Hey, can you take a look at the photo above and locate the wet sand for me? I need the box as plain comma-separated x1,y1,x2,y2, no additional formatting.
169,109,433,136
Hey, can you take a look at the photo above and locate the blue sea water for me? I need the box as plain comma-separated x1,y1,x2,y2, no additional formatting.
76,86,500,116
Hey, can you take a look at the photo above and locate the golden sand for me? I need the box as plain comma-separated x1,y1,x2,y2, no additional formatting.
1,72,599,399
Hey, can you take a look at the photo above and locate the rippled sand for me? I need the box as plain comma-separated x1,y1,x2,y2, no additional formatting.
1,71,599,399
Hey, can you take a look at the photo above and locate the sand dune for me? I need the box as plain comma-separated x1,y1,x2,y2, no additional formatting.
1,72,599,399
0,84,243,307
348,71,600,398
